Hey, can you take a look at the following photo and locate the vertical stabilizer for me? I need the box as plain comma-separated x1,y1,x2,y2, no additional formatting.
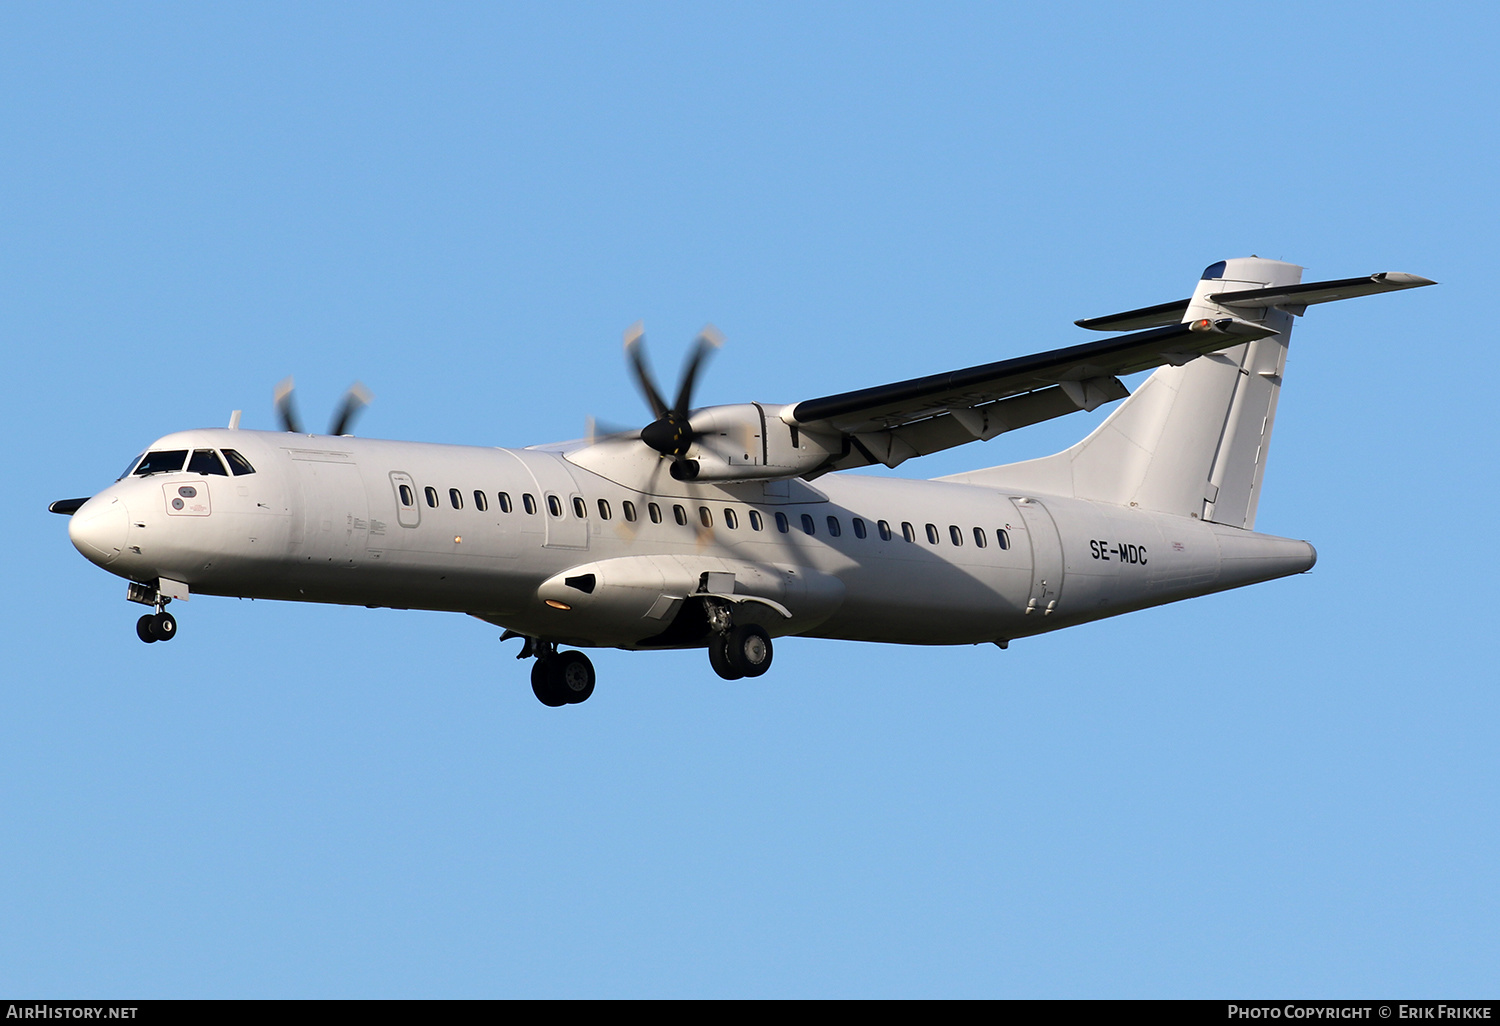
945,257,1302,529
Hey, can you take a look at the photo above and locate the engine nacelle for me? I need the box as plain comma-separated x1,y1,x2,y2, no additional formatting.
683,403,838,481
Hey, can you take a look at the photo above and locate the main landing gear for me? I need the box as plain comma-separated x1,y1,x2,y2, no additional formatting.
503,632,596,707
531,650,596,707
703,600,774,681
707,622,773,680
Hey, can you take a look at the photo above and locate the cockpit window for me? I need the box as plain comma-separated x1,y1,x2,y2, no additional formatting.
132,450,188,476
1201,260,1227,280
188,449,229,476
221,449,256,476
117,452,145,480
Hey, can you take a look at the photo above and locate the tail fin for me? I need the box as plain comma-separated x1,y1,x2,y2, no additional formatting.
944,258,1431,530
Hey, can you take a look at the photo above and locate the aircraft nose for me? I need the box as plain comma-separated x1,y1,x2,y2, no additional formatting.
68,495,129,566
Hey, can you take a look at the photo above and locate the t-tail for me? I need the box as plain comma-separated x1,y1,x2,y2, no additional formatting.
944,257,1433,529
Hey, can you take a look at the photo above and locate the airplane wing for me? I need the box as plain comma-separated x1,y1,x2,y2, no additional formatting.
787,316,1274,473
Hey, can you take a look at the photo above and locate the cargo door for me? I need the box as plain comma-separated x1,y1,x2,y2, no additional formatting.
286,448,369,566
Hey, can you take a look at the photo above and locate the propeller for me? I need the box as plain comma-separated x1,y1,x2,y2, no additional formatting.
275,377,374,436
623,322,723,480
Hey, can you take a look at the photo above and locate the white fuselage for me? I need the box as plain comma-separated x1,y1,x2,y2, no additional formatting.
69,427,1316,650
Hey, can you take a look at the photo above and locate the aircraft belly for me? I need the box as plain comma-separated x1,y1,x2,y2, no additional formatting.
814,560,1033,644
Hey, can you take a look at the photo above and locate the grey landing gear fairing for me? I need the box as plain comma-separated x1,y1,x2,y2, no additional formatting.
503,632,597,707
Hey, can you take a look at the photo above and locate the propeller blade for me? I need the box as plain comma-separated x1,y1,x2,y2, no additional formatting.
623,322,669,421
672,324,723,416
328,382,373,437
617,460,664,542
274,377,303,434
585,415,638,446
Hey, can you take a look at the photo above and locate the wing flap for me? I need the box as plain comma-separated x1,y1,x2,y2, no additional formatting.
1074,298,1191,332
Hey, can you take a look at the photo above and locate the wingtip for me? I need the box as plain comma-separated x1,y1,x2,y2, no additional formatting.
1375,272,1438,287
622,321,645,349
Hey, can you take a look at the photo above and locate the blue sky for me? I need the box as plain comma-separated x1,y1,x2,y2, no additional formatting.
3,2,1495,997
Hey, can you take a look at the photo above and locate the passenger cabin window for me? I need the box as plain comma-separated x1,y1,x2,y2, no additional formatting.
449,488,464,510
221,449,256,476
424,487,438,508
474,490,488,512
926,524,939,544
498,492,513,513
852,518,866,539
997,529,1011,550
523,493,537,515
547,495,563,517
598,499,612,520
801,514,816,536
949,525,963,546
133,450,188,476
399,484,415,506
901,522,915,543
878,520,892,541
826,515,841,537
673,504,688,527
699,507,713,528
622,501,637,522
723,508,738,530
775,512,790,533
573,496,587,519
749,510,763,531
973,526,987,548
188,449,228,476
648,503,662,524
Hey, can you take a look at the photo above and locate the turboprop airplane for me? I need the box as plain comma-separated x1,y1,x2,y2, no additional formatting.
52,257,1432,706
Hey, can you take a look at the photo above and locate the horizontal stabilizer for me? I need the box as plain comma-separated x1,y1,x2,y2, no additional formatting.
1078,272,1435,331
1210,272,1435,313
1074,299,1191,332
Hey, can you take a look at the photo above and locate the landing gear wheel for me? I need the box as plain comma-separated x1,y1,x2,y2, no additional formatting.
725,624,772,677
553,651,596,704
708,634,744,680
531,659,568,707
152,611,177,642
136,614,158,644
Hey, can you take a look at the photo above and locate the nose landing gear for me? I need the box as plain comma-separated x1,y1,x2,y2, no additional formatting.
129,582,179,644
135,610,177,643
